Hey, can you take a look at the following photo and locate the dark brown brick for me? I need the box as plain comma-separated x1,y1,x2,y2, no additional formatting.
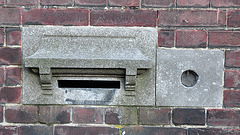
224,70,240,88
7,0,38,6
226,50,240,68
209,31,240,48
5,105,38,123
142,0,175,7
207,109,240,126
0,67,4,86
40,0,72,6
109,0,140,7
189,128,240,135
105,107,138,125
22,8,89,26
224,90,240,107
73,107,103,124
173,108,205,125
20,126,53,135
139,108,170,125
0,126,19,135
39,106,70,124
0,106,2,122
0,8,21,25
6,28,21,45
123,127,187,135
228,10,240,27
212,0,240,7
177,0,210,7
0,28,3,46
75,0,106,6
158,10,226,27
176,30,207,48
0,87,21,103
0,47,21,65
6,67,21,86
158,30,174,47
90,9,157,27
54,126,120,135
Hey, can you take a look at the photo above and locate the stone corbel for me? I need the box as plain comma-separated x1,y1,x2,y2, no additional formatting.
125,68,137,96
39,67,53,95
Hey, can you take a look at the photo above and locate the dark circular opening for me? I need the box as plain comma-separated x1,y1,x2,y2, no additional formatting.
181,70,199,87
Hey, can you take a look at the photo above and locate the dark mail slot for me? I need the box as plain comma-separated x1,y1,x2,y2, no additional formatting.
58,80,120,89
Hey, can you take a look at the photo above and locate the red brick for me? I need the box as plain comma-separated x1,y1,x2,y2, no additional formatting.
224,70,240,88
109,0,140,7
228,10,240,27
105,107,138,124
123,127,187,135
158,30,174,47
39,106,70,124
142,0,175,7
75,0,106,6
73,107,103,124
0,0,4,5
6,67,21,86
207,109,240,126
0,28,3,45
0,47,21,65
176,30,207,48
209,31,240,48
90,9,157,27
212,0,240,7
22,8,89,26
40,0,72,6
20,126,53,135
55,126,120,135
189,128,240,135
226,50,240,68
0,126,19,135
177,0,210,7
139,108,170,125
0,106,2,122
158,10,226,27
0,87,21,103
5,105,38,123
224,90,240,107
173,108,205,125
6,28,21,45
0,67,4,86
7,0,38,6
0,8,21,25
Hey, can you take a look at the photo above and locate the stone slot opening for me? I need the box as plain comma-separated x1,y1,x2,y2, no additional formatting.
58,80,121,89
181,70,199,87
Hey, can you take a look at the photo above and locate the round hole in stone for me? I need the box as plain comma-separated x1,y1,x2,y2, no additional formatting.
181,70,199,87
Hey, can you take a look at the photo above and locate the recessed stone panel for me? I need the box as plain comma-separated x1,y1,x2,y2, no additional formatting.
156,49,224,107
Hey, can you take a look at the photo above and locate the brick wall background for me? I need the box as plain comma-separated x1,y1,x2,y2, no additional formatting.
0,0,240,134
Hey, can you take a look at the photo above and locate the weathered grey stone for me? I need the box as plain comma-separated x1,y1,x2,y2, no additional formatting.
156,49,224,107
22,26,157,105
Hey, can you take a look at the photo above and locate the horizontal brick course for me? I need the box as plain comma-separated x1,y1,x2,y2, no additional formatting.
158,30,174,47
224,90,240,107
0,67,4,86
207,109,240,126
158,10,226,27
75,0,106,6
142,0,175,7
90,9,157,27
40,0,72,6
0,87,21,103
188,128,240,135
209,31,240,48
7,0,38,6
212,0,240,7
228,10,240,27
109,0,140,7
73,107,103,124
20,126,53,135
177,0,210,7
5,105,38,123
226,50,240,68
123,127,187,135
173,108,205,125
0,8,21,25
6,67,21,86
39,106,71,124
0,47,21,65
22,8,89,26
176,30,207,48
0,126,19,135
139,108,170,125
224,70,240,88
6,28,21,45
0,28,3,46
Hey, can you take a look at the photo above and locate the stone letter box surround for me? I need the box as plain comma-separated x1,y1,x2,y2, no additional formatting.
22,26,157,105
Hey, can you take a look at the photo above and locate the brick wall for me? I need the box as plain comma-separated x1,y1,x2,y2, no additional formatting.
0,0,240,134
